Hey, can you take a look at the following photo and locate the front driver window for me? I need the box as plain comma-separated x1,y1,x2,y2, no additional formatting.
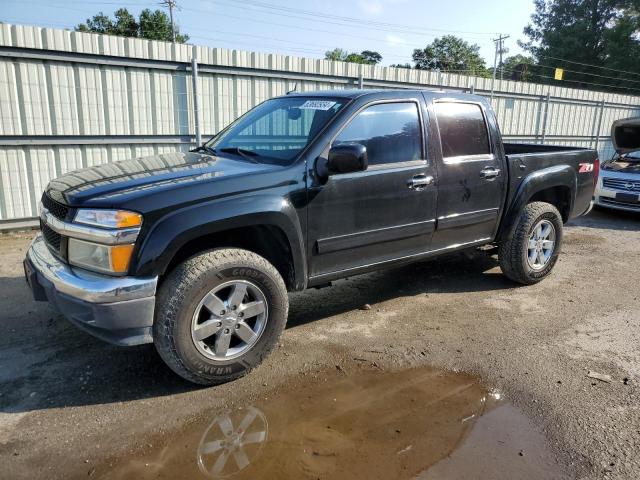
334,102,422,166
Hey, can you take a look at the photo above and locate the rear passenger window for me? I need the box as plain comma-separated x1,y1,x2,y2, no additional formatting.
434,102,490,158
334,102,422,165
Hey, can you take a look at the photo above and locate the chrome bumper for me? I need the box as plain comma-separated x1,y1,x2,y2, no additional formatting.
25,234,158,345
27,233,156,303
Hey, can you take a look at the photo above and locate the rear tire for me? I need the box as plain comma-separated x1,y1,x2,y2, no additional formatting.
154,248,288,385
498,201,563,285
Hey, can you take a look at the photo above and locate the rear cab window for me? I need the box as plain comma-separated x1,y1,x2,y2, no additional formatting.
434,102,491,160
334,102,423,166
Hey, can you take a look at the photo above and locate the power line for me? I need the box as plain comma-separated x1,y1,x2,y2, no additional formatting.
203,0,497,40
533,62,640,86
216,0,499,37
537,54,640,79
495,66,640,94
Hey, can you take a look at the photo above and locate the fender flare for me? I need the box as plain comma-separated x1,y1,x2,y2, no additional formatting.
496,164,576,242
132,194,307,289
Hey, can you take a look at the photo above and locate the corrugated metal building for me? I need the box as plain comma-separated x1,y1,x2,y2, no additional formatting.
1,23,639,226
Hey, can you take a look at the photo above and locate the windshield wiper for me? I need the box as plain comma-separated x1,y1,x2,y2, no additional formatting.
190,145,218,155
218,147,260,163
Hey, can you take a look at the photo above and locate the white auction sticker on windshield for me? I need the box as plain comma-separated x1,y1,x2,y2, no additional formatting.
299,100,337,110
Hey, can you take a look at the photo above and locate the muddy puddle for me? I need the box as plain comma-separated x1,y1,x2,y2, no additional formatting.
93,366,568,480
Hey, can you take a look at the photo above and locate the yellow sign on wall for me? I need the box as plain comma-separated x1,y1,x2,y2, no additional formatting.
554,68,564,80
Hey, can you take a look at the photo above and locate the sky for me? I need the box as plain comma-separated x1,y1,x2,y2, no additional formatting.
1,0,535,67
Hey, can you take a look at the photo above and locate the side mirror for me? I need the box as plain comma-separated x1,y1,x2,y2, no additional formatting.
327,143,368,175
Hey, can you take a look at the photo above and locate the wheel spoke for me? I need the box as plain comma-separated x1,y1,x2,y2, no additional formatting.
193,318,222,341
239,301,265,319
243,431,267,444
233,446,251,470
214,332,232,356
211,449,231,475
542,240,554,249
540,223,552,239
528,239,537,250
201,440,224,455
528,248,538,264
228,283,248,308
217,415,234,436
203,292,226,316
235,322,258,344
237,409,258,432
536,249,545,266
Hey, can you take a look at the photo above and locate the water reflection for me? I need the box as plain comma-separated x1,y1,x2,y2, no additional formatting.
197,406,268,478
98,366,564,480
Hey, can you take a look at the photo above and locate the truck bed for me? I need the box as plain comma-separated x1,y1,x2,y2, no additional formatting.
503,143,597,220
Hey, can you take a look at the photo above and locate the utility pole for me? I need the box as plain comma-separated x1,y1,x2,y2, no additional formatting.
490,34,510,104
160,0,178,42
497,35,509,80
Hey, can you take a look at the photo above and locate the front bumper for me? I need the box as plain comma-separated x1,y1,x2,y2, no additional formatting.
594,173,640,213
24,234,158,346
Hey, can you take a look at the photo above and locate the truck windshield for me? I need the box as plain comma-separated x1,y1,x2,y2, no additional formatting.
205,97,347,165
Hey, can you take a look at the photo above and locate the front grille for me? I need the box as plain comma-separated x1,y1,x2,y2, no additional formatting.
41,193,70,220
41,220,62,252
600,197,640,209
602,178,640,193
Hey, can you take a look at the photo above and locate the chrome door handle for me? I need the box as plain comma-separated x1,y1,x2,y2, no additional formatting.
407,175,434,190
480,167,501,179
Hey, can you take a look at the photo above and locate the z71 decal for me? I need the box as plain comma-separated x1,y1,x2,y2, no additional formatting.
578,163,594,173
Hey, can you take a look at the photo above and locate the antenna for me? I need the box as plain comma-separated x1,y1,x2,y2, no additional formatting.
286,83,298,95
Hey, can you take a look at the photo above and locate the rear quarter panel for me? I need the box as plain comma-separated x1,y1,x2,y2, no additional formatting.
505,147,597,217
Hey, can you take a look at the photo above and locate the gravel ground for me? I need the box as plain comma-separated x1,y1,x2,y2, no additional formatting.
0,207,639,479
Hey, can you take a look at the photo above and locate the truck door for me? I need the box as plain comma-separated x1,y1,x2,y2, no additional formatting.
307,99,437,282
430,101,506,250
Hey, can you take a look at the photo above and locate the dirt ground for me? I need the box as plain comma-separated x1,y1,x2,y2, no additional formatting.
1,207,639,480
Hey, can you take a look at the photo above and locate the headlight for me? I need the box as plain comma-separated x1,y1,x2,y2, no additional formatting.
68,238,135,275
74,209,142,229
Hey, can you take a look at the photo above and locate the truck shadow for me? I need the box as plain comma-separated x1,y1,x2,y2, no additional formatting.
0,249,507,414
288,249,511,328
0,276,194,415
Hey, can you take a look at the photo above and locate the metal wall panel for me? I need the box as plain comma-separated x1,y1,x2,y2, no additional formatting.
0,23,639,224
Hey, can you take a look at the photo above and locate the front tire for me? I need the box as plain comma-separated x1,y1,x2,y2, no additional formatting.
154,248,288,385
498,201,563,285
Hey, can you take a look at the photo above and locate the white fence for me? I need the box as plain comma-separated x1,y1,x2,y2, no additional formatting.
1,23,640,226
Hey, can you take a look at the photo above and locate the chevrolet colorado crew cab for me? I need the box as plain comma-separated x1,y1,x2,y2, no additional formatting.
24,89,598,384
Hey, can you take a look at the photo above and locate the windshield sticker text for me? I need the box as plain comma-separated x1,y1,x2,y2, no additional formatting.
299,100,337,111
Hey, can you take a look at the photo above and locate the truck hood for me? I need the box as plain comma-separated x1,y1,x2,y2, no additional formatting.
46,151,277,207
612,117,640,155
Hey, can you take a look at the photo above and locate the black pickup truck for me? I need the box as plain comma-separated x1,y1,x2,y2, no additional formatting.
24,89,597,384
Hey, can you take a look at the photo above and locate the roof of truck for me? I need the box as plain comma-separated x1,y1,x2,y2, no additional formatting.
284,88,486,104
285,88,444,98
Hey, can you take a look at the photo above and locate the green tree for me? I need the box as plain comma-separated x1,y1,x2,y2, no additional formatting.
76,8,189,43
521,0,640,91
501,54,536,81
360,50,383,65
325,48,350,62
324,48,383,65
390,63,413,69
412,35,490,77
